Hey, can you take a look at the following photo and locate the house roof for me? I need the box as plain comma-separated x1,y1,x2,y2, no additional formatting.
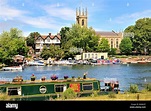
35,33,61,40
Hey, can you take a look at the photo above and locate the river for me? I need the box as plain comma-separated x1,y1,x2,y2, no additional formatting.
0,63,151,91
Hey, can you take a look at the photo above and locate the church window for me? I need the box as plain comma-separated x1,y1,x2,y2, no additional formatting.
116,39,118,48
82,19,84,26
111,39,113,48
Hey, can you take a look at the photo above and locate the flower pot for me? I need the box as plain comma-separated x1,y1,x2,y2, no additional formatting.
64,76,68,79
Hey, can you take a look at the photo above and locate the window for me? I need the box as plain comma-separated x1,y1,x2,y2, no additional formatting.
92,54,94,59
7,87,21,95
83,83,93,90
85,54,87,59
95,54,97,59
55,85,66,92
111,39,113,48
116,39,118,48
82,19,84,26
47,38,50,42
88,54,90,59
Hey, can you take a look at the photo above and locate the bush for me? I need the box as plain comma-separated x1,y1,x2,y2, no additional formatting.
145,83,151,91
91,91,99,97
0,93,10,100
108,92,116,98
61,88,77,99
129,84,139,93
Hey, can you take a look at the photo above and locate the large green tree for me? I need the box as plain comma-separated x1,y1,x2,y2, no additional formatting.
40,44,64,60
26,32,40,50
65,24,99,52
124,18,151,54
0,28,28,65
119,37,133,55
97,38,110,52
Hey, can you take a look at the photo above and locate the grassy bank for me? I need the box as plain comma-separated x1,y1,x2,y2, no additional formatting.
72,91,151,101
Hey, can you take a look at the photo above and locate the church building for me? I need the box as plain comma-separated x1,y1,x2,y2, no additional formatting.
76,7,123,51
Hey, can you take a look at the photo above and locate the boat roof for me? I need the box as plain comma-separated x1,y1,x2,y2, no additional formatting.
0,78,98,86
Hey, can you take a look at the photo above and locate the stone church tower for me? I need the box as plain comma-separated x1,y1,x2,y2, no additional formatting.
76,7,88,27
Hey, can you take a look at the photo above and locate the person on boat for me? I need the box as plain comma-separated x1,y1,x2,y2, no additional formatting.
83,72,87,79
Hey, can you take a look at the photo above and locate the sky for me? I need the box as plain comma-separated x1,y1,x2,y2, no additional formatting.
0,0,151,37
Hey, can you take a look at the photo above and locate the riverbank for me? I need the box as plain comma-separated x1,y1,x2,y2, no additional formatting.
62,91,151,101
116,56,151,64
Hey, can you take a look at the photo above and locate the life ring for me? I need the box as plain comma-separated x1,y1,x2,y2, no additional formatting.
110,83,114,88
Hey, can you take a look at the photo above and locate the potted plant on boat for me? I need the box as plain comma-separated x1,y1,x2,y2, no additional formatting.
31,74,36,81
64,75,68,79
41,76,46,81
51,74,58,80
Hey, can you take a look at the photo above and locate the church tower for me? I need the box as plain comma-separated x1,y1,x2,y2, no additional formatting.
76,7,88,27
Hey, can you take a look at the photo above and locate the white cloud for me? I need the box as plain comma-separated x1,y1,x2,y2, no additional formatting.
113,10,151,24
0,0,27,20
42,4,75,21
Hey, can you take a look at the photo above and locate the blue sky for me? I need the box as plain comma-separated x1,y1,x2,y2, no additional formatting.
0,0,151,36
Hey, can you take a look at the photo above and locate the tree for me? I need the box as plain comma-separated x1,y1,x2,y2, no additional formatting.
60,27,70,49
0,28,28,65
97,38,110,52
26,32,40,50
119,37,133,55
124,18,151,54
40,44,64,60
108,48,117,56
65,24,99,52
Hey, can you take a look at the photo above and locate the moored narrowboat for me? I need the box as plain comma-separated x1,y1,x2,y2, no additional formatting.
0,75,101,101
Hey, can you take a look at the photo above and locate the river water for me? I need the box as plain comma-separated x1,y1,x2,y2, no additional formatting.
0,63,151,91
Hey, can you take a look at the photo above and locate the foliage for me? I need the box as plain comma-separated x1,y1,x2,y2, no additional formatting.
108,92,116,98
0,93,10,100
129,84,139,93
40,44,64,60
65,24,99,52
124,18,151,54
61,88,77,99
145,83,151,91
108,48,117,55
97,38,110,52
60,27,70,49
0,28,28,65
26,32,40,50
119,37,133,55
91,91,99,97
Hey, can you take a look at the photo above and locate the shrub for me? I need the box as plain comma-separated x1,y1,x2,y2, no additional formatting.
91,91,99,97
129,84,139,93
145,83,151,91
62,88,77,99
108,92,116,98
0,93,10,100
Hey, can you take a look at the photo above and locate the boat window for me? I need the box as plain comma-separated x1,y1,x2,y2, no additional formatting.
83,83,93,90
7,87,21,96
55,85,66,92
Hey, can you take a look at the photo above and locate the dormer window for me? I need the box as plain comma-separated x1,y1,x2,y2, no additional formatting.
47,38,50,42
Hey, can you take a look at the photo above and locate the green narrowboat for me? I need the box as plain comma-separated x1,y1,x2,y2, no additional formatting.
0,75,101,101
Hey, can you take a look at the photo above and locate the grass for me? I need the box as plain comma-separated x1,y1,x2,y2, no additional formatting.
71,91,151,101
